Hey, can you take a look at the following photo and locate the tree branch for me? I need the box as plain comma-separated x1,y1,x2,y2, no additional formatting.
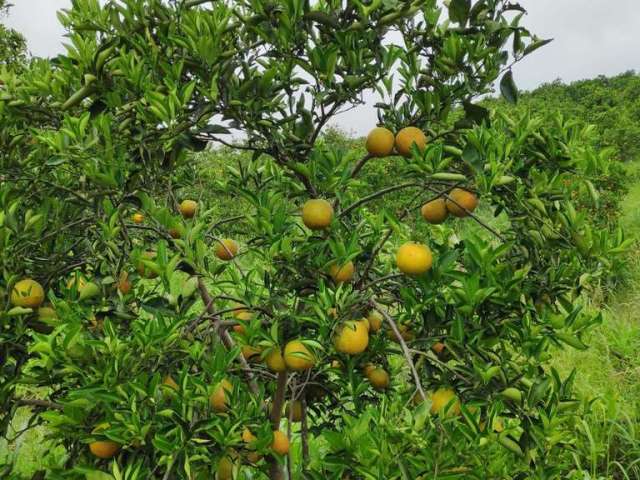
371,300,426,402
197,278,259,394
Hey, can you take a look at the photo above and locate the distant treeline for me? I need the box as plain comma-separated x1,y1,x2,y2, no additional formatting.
492,71,640,160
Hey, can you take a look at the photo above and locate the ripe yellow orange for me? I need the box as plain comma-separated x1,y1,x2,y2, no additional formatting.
395,126,427,157
179,199,198,218
334,321,369,355
162,375,179,391
217,456,234,480
420,198,448,224
132,213,144,224
283,340,315,371
396,242,433,276
232,323,246,335
365,127,395,157
271,430,290,455
431,342,445,355
117,272,132,295
329,261,355,283
301,199,333,230
430,388,461,416
136,251,158,279
367,367,390,391
446,188,479,217
214,238,239,260
242,345,262,362
366,310,384,332
89,440,120,459
232,303,253,321
265,348,287,372
210,379,233,413
242,427,257,444
285,400,303,422
362,363,376,376
11,279,45,308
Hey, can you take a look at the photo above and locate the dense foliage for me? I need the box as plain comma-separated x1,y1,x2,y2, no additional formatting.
491,71,640,162
0,1,631,479
0,1,27,69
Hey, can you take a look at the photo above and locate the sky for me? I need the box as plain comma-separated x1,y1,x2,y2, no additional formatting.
4,0,640,135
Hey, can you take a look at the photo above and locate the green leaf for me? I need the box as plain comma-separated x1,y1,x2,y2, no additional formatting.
448,0,471,25
500,71,519,104
523,38,553,57
462,143,483,172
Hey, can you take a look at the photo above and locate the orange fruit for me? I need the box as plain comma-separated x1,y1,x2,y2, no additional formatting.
366,310,384,332
168,227,182,239
365,127,395,157
11,279,45,308
395,126,427,157
334,321,369,355
283,340,314,371
329,261,355,283
217,456,234,480
242,345,262,362
162,375,179,391
179,199,198,218
214,239,239,260
421,198,448,224
271,430,290,455
89,440,120,459
431,342,445,355
301,199,333,230
210,379,233,413
132,213,144,224
396,242,433,276
117,272,132,295
430,388,461,416
445,188,478,217
232,303,253,321
242,427,257,443
265,348,287,372
367,368,390,391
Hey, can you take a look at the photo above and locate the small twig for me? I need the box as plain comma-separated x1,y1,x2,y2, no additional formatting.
301,397,310,468
339,182,422,218
371,300,426,402
350,153,373,178
361,273,404,292
268,371,288,480
15,398,64,410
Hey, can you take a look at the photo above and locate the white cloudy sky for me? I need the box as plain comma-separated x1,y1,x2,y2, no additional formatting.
4,0,640,135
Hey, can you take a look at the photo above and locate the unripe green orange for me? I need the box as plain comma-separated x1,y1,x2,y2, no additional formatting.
365,127,395,157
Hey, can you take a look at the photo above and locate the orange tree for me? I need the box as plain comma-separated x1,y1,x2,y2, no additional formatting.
0,0,630,478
